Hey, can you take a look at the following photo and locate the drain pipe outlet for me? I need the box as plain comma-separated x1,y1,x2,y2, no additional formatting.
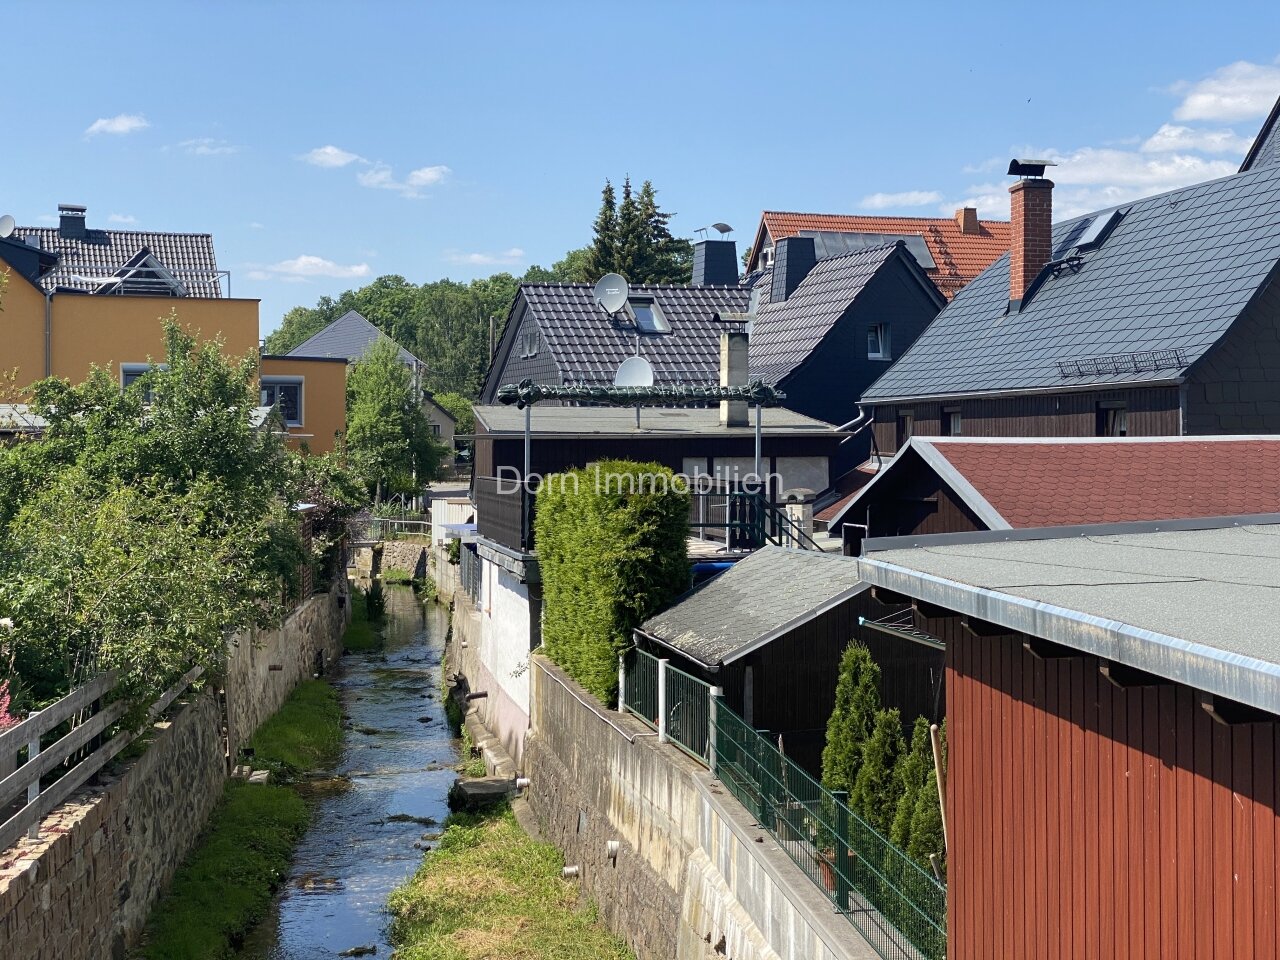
561,865,580,880
515,777,531,792
465,691,488,701
605,840,620,862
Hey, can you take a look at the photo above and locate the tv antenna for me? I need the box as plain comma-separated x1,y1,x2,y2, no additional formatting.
594,272,629,315
0,215,14,239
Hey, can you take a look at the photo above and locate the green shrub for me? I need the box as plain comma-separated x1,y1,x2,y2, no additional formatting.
821,643,881,795
534,461,690,704
890,716,934,849
447,539,460,565
851,707,905,834
383,566,415,585
906,721,946,873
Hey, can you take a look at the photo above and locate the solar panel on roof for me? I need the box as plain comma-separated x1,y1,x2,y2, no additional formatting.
797,230,936,270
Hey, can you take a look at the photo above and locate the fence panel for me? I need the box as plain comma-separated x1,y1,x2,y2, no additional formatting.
713,705,946,960
663,662,711,762
623,649,659,728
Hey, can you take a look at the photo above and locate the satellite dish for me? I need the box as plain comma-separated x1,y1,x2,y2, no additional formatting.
614,355,654,388
0,215,14,239
711,222,733,236
594,272,629,315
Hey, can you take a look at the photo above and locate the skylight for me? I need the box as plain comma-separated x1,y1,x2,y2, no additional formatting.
1074,208,1125,250
628,297,671,334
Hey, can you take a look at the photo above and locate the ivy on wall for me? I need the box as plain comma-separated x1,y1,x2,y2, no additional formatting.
534,461,691,704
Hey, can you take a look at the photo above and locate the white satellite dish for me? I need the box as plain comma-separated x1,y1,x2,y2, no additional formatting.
594,272,630,315
0,215,14,239
614,355,654,388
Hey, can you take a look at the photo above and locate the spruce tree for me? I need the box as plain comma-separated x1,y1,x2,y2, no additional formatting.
890,716,934,848
852,707,905,834
614,176,644,280
584,180,619,281
637,180,694,284
821,643,881,795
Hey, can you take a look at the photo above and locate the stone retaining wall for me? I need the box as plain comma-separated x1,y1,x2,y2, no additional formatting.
525,654,878,960
0,587,349,959
380,541,427,580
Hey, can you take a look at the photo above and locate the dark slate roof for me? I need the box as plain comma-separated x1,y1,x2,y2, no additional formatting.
473,404,836,436
11,226,223,297
750,243,927,385
639,546,867,667
1242,93,1280,172
509,283,750,387
862,162,1280,402
287,310,421,366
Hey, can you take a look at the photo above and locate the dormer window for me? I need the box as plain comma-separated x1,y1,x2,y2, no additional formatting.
627,296,670,334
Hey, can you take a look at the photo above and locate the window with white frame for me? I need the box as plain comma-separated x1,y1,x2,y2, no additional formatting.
261,377,303,426
868,323,891,360
121,362,168,401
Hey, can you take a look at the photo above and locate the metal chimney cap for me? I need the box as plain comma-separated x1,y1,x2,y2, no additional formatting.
1007,159,1056,178
57,203,87,214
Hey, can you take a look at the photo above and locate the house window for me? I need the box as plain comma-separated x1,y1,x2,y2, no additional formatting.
121,362,168,400
896,410,914,449
944,406,962,436
430,422,441,436
868,323,891,360
520,327,539,358
1096,401,1128,437
628,297,671,334
261,377,303,427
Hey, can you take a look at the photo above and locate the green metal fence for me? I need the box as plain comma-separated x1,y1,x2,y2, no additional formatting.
663,662,712,762
713,706,947,960
623,648,659,727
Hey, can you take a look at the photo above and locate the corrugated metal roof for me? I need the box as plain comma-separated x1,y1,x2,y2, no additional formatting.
862,162,1280,402
517,283,750,387
749,244,901,385
641,546,866,666
287,309,421,365
11,225,223,298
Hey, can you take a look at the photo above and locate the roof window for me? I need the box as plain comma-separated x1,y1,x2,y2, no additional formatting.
1074,208,1125,251
627,296,670,334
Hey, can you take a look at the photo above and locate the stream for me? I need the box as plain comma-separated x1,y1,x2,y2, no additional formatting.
238,584,457,958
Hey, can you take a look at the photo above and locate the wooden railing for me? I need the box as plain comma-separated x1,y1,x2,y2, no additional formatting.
0,666,203,854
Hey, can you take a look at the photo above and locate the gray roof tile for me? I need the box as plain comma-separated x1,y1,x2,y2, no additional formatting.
640,546,866,666
287,310,421,365
862,163,1280,401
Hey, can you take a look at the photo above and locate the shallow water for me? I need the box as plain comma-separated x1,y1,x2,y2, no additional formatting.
238,585,457,958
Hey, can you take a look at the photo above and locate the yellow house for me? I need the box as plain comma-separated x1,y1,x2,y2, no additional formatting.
259,354,347,454
0,204,345,452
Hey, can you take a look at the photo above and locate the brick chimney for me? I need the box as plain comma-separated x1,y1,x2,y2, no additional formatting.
769,236,816,303
955,206,979,234
1008,178,1053,307
58,203,87,240
692,239,739,286
719,329,748,427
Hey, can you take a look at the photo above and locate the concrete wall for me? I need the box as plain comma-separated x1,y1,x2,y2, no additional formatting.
0,588,349,959
525,654,877,960
450,583,530,767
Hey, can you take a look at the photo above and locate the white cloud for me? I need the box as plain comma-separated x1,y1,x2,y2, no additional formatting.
85,113,149,137
860,190,943,210
107,213,137,225
250,255,372,281
444,247,525,267
249,221,265,230
1172,59,1280,121
178,137,239,156
357,162,451,198
1141,123,1253,154
299,145,366,168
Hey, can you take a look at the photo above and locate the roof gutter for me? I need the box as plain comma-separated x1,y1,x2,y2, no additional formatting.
862,376,1186,406
633,627,723,672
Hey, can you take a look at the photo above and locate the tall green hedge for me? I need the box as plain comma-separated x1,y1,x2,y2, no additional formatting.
534,460,691,703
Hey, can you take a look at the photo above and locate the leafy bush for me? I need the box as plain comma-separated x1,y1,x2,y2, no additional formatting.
447,538,461,565
534,461,690,704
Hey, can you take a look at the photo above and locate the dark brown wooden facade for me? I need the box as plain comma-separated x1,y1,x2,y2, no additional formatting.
943,621,1280,960
870,385,1183,457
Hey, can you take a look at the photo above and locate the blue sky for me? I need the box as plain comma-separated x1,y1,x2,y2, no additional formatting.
4,2,1280,337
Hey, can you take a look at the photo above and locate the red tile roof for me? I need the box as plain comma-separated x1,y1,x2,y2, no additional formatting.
933,439,1280,528
756,211,1011,299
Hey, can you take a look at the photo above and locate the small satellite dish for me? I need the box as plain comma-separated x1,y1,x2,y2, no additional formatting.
594,272,629,315
0,215,14,239
614,355,654,388
711,222,733,236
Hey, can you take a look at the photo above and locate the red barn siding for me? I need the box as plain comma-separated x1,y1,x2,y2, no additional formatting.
947,630,1280,960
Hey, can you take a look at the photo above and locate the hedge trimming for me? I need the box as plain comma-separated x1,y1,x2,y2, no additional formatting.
534,460,690,704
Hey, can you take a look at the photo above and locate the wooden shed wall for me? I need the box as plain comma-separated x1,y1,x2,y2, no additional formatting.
947,629,1280,960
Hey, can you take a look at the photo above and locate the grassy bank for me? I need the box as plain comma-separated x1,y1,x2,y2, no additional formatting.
388,805,634,960
136,679,343,960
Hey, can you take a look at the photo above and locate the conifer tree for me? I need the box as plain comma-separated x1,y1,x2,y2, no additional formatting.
890,716,934,848
584,180,618,282
905,720,946,870
637,180,693,284
821,643,882,795
852,707,905,834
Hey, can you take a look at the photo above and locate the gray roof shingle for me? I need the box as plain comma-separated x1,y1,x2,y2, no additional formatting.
516,283,751,387
287,310,421,365
749,244,901,385
640,546,866,666
861,162,1280,402
11,225,223,297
